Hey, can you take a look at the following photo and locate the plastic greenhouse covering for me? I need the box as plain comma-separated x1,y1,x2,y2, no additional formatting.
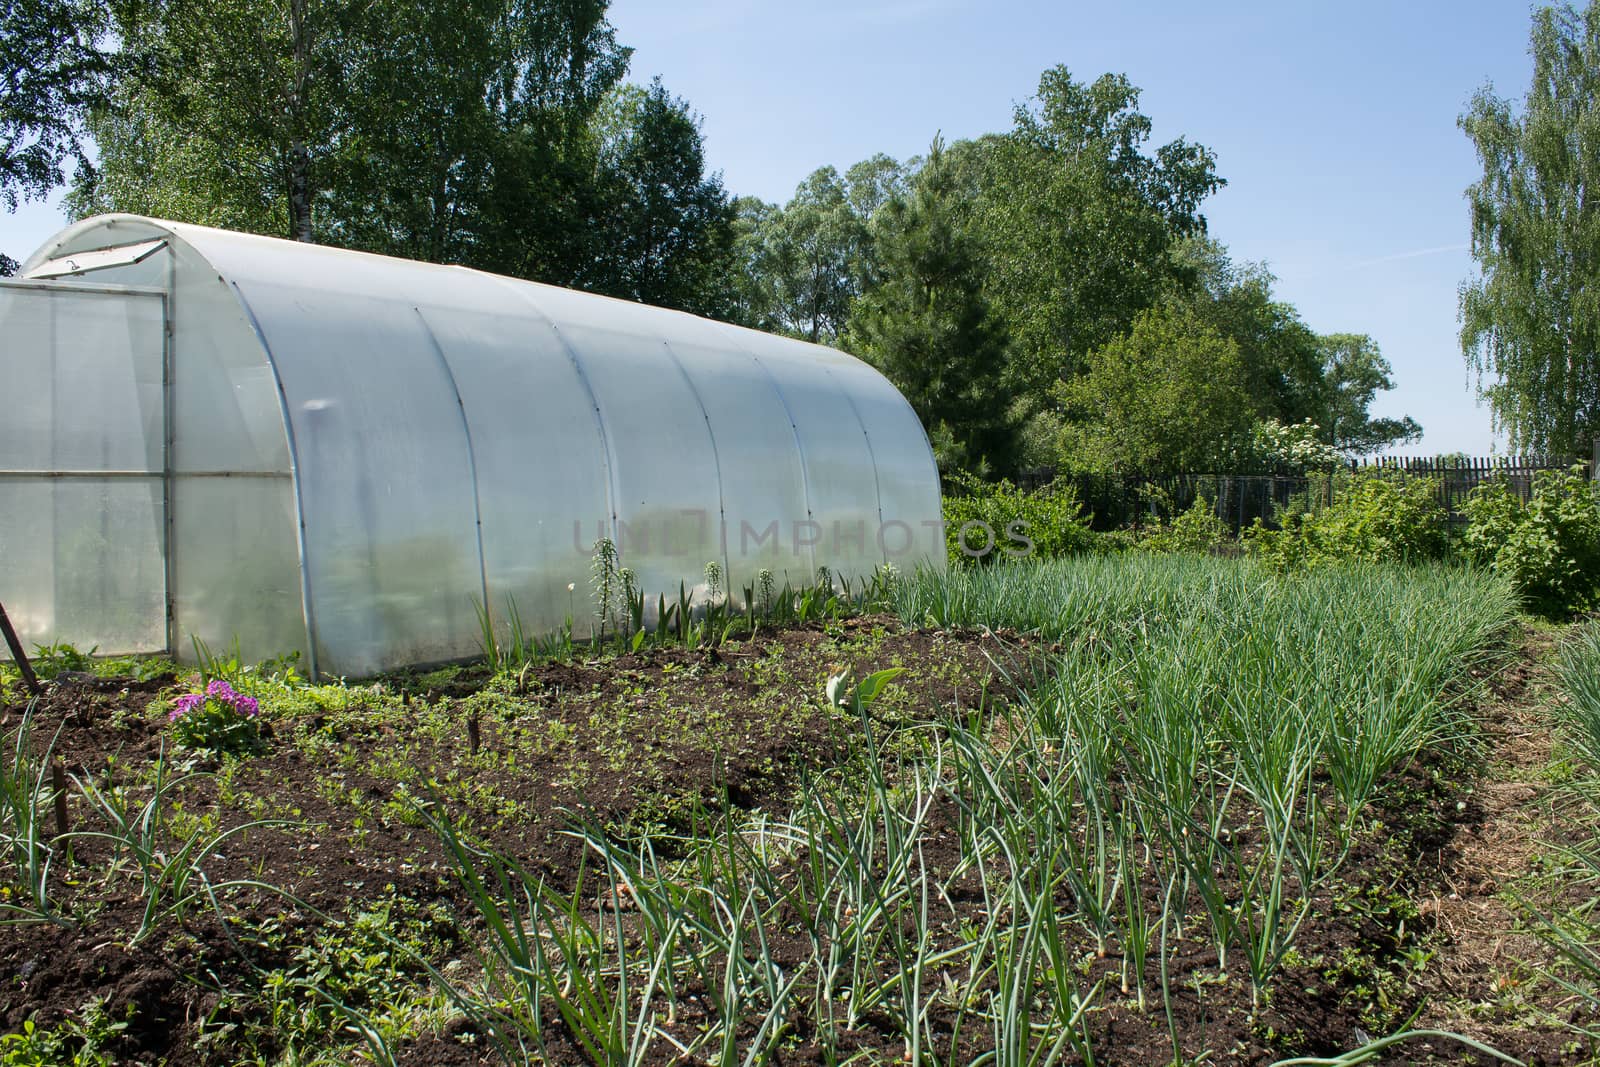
1,215,945,678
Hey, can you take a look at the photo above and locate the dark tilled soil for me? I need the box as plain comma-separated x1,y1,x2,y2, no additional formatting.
2,619,1036,1065
2,618,1596,1065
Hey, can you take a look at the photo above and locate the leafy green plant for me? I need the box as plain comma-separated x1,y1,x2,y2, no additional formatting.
1268,1027,1525,1065
211,894,455,1065
592,536,621,642
1248,469,1452,569
416,804,680,1065
1138,494,1232,554
191,635,305,690
167,680,262,755
1512,619,1600,1045
69,753,291,946
1517,844,1600,1041
1250,417,1343,469
1555,619,1600,773
757,568,776,619
897,552,1514,1032
473,594,535,674
1461,465,1600,617
0,1001,125,1067
618,567,643,641
533,614,576,661
28,642,97,681
472,596,506,674
942,472,1096,563
190,635,245,687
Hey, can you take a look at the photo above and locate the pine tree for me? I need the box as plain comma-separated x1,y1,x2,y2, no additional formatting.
848,137,1014,474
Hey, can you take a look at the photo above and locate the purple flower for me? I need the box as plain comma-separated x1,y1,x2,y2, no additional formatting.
168,679,261,724
168,693,204,721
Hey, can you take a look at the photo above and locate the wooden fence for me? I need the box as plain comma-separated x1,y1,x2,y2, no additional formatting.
1018,455,1589,532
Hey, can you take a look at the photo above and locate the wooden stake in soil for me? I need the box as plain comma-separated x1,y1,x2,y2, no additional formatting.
0,599,41,697
51,757,69,836
467,710,480,757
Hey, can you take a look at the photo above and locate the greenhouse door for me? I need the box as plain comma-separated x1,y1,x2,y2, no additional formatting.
0,280,170,655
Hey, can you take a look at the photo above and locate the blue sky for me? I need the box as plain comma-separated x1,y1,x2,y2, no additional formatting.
2,1,1538,455
601,0,1537,456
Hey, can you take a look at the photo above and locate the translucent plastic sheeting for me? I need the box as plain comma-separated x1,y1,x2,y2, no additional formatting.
0,284,165,473
47,229,297,474
166,252,295,475
648,337,811,595
171,476,306,664
0,477,167,652
415,304,611,639
745,342,887,586
552,319,725,603
0,283,167,653
15,216,946,675
232,279,483,677
808,351,945,568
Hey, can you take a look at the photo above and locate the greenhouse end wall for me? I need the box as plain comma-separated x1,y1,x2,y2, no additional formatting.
10,215,946,678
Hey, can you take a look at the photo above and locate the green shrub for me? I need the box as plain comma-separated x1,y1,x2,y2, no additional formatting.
1138,495,1232,554
941,473,1096,563
1247,470,1452,569
1461,465,1600,617
1094,527,1139,554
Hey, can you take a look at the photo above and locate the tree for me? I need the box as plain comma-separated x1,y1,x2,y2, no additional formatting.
439,0,634,282
79,0,377,239
1460,1,1600,457
1058,302,1254,473
726,195,782,329
1316,334,1422,454
1170,239,1325,426
79,0,367,241
2,0,113,266
975,68,1223,401
848,137,1014,473
72,0,737,313
762,166,865,344
584,80,735,315
77,0,630,257
1171,238,1421,455
322,0,622,266
2,0,109,205
727,157,908,343
842,153,908,227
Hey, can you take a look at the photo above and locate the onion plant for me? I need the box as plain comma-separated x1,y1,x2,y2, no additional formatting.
1555,619,1600,772
417,555,1519,1063
69,750,294,946
0,702,66,924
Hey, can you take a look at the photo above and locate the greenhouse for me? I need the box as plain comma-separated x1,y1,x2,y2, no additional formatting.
1,215,944,678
